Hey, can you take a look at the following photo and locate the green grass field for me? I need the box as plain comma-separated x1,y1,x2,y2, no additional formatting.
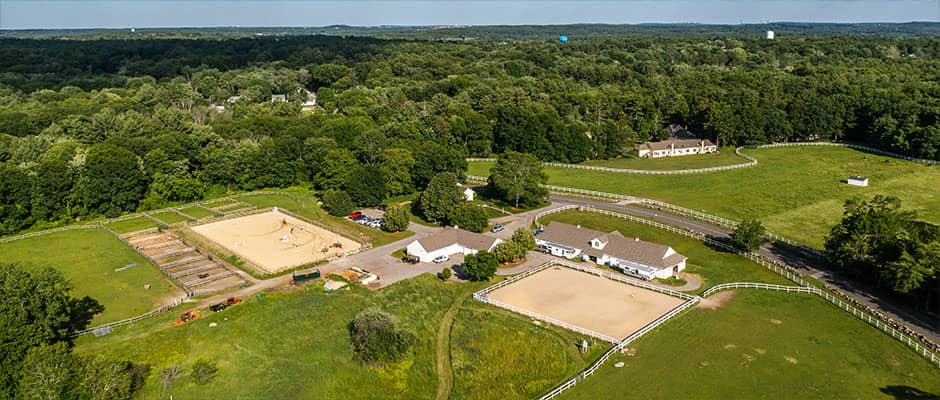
581,148,747,170
0,228,183,324
202,198,238,208
539,210,790,290
177,206,216,219
451,301,606,400
561,290,940,400
469,146,940,248
149,211,189,225
104,217,161,234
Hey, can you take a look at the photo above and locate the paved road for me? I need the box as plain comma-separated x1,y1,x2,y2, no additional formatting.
550,194,940,345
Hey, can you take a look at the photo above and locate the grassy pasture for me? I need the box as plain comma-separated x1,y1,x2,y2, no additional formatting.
0,228,183,324
538,210,791,290
561,290,940,400
581,148,747,170
469,146,940,248
104,217,161,234
149,211,189,225
451,301,606,400
176,206,215,219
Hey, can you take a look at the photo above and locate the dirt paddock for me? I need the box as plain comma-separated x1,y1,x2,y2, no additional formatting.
190,210,360,274
489,266,685,340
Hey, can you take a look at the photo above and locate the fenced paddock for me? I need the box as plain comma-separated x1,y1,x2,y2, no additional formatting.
190,209,361,274
476,260,692,344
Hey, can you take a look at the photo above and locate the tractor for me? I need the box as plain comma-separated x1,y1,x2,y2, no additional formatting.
172,310,200,327
210,296,242,312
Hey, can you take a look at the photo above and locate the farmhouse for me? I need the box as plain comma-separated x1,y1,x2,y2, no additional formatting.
406,227,502,263
637,138,718,158
299,88,318,111
847,176,869,187
535,222,686,280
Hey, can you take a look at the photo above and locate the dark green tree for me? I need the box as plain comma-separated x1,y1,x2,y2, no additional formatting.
447,202,488,233
729,219,766,251
345,166,385,207
348,308,416,366
462,250,498,281
321,190,355,217
75,144,148,217
488,151,548,208
415,172,464,224
381,204,409,233
510,228,537,252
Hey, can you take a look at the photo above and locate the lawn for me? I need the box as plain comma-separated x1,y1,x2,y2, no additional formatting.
561,290,940,400
580,147,747,170
0,228,183,324
74,275,488,399
469,146,940,248
104,217,161,234
149,211,189,225
450,301,606,400
202,198,239,208
539,210,791,290
177,206,215,219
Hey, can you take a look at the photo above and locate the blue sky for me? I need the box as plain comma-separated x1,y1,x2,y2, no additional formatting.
1,1,938,29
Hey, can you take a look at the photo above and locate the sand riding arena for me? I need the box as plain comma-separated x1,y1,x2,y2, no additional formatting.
480,262,688,342
190,209,361,274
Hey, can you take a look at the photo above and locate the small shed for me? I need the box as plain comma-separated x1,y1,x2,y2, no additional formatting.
847,176,869,187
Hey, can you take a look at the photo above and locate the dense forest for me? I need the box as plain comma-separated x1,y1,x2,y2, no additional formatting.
1,28,939,235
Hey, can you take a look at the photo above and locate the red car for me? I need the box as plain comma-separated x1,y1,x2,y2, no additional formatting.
348,211,363,219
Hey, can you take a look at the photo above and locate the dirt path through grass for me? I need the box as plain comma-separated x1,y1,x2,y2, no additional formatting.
435,287,471,400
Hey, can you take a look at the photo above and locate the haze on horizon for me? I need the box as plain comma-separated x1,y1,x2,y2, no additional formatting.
1,0,938,30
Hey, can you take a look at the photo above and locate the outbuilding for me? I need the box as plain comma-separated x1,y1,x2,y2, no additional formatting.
406,227,502,263
847,176,869,187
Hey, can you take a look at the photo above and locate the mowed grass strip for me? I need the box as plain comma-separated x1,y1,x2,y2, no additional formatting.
561,290,940,400
177,206,215,219
149,211,189,225
451,301,607,400
539,210,791,290
104,217,161,234
580,148,748,170
468,146,940,248
75,275,484,399
0,228,183,324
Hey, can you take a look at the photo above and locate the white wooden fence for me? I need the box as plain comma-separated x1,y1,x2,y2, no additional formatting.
70,295,190,338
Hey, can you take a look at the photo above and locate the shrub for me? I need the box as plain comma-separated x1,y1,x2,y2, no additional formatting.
492,240,525,263
510,228,536,252
463,250,498,281
159,364,182,392
382,204,410,232
729,219,766,251
439,267,453,280
322,190,355,217
191,358,218,385
348,308,416,366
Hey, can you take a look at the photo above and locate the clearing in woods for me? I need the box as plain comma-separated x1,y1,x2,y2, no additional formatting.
190,210,361,274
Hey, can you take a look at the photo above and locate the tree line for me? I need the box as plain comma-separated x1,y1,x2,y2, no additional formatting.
0,33,938,236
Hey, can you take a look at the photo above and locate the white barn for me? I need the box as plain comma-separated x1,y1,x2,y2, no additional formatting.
847,176,869,187
535,222,686,280
637,138,718,158
406,227,501,263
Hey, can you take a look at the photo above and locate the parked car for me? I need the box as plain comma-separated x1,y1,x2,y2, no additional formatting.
368,220,382,229
432,255,450,263
377,205,387,211
401,255,419,264
348,211,363,219
490,224,504,233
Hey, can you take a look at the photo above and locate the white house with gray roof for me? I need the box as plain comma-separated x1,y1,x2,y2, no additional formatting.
535,221,686,280
406,227,502,263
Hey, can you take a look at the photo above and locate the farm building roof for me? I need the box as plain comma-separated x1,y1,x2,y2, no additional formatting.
643,138,716,152
538,222,685,268
416,227,499,253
